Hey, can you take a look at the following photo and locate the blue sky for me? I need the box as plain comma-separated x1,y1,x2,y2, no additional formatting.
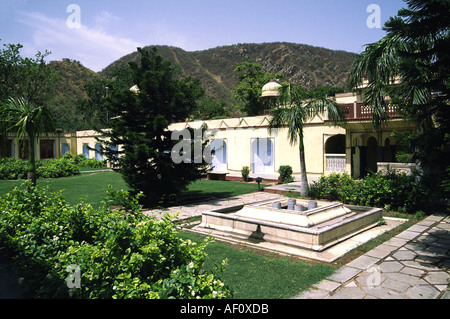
1,0,406,72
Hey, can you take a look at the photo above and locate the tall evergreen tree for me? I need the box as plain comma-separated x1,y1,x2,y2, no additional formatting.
97,48,208,206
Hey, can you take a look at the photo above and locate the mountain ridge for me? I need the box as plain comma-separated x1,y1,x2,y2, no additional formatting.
100,42,358,103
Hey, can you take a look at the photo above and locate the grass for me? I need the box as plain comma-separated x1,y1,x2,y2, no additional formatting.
0,171,128,208
178,179,268,203
0,172,267,208
178,231,335,299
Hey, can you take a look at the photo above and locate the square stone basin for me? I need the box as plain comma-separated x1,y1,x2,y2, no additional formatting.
196,198,382,252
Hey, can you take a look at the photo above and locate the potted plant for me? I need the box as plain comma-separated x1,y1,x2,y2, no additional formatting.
241,166,250,182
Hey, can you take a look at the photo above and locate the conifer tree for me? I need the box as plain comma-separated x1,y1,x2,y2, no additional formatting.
97,48,208,206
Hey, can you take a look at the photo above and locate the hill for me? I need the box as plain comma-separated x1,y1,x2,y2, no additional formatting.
100,42,358,104
47,59,101,131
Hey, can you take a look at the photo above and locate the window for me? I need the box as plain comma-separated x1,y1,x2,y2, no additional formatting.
82,143,90,158
61,143,70,156
40,140,55,159
0,140,12,158
95,143,103,161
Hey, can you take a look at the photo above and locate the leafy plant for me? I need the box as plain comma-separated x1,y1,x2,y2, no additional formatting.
241,166,250,182
0,157,80,180
308,171,429,214
0,181,231,299
278,165,294,184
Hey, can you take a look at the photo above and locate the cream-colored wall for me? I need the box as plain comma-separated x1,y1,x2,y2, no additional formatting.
5,132,77,160
76,130,103,159
173,115,346,179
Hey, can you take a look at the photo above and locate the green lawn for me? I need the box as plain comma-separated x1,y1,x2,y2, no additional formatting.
0,171,128,207
0,172,267,208
178,231,335,299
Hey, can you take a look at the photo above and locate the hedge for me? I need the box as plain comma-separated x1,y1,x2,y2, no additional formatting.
0,157,80,180
308,171,429,214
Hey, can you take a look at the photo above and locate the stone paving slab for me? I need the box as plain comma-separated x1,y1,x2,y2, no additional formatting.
143,191,282,220
295,213,450,299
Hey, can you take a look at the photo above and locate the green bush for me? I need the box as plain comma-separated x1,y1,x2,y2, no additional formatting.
241,166,250,182
0,157,29,180
81,158,105,169
36,158,80,178
308,171,428,214
0,157,80,180
70,154,105,169
308,173,357,202
0,182,231,299
278,165,294,184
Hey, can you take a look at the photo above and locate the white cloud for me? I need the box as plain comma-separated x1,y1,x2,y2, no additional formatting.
17,11,142,72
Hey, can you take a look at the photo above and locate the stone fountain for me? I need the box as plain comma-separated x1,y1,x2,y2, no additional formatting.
192,198,386,261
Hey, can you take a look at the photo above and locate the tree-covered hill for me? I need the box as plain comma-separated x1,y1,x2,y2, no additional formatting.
100,42,358,104
47,59,101,131
46,42,357,130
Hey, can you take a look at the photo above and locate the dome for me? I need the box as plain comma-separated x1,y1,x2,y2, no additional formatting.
260,80,281,98
130,85,140,94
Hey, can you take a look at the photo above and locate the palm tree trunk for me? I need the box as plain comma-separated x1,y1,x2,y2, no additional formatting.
28,135,37,186
298,134,308,196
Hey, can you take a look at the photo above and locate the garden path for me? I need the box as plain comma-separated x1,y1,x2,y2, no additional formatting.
143,191,282,221
295,213,450,299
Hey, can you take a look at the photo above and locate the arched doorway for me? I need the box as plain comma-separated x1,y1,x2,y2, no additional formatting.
210,139,227,172
251,138,274,174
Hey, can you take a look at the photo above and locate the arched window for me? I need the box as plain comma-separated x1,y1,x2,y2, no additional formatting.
325,134,346,154
325,134,346,172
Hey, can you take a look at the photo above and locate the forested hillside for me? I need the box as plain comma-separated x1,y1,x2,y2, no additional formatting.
47,59,101,131
47,42,357,130
101,42,357,104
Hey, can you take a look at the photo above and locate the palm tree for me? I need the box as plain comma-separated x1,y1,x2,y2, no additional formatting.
347,0,449,186
268,84,346,196
0,97,55,185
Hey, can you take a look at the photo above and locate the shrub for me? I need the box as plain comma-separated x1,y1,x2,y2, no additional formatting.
308,173,357,202
0,157,80,180
81,158,105,169
241,166,250,182
278,165,294,184
36,158,80,178
0,182,231,299
0,157,28,180
308,171,428,214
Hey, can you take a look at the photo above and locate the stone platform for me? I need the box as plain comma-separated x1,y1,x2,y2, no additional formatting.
192,198,399,262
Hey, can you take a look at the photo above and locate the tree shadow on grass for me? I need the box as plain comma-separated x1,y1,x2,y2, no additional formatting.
175,190,236,205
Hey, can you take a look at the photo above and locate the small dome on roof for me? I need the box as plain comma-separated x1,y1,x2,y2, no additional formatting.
130,85,140,94
260,80,281,98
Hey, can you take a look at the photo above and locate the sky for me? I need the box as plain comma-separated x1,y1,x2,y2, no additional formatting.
1,0,407,72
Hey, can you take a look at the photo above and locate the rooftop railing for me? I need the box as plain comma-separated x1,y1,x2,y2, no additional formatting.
339,103,402,120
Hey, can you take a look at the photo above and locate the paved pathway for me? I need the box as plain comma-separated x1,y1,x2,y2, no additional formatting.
143,191,283,220
295,213,450,299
